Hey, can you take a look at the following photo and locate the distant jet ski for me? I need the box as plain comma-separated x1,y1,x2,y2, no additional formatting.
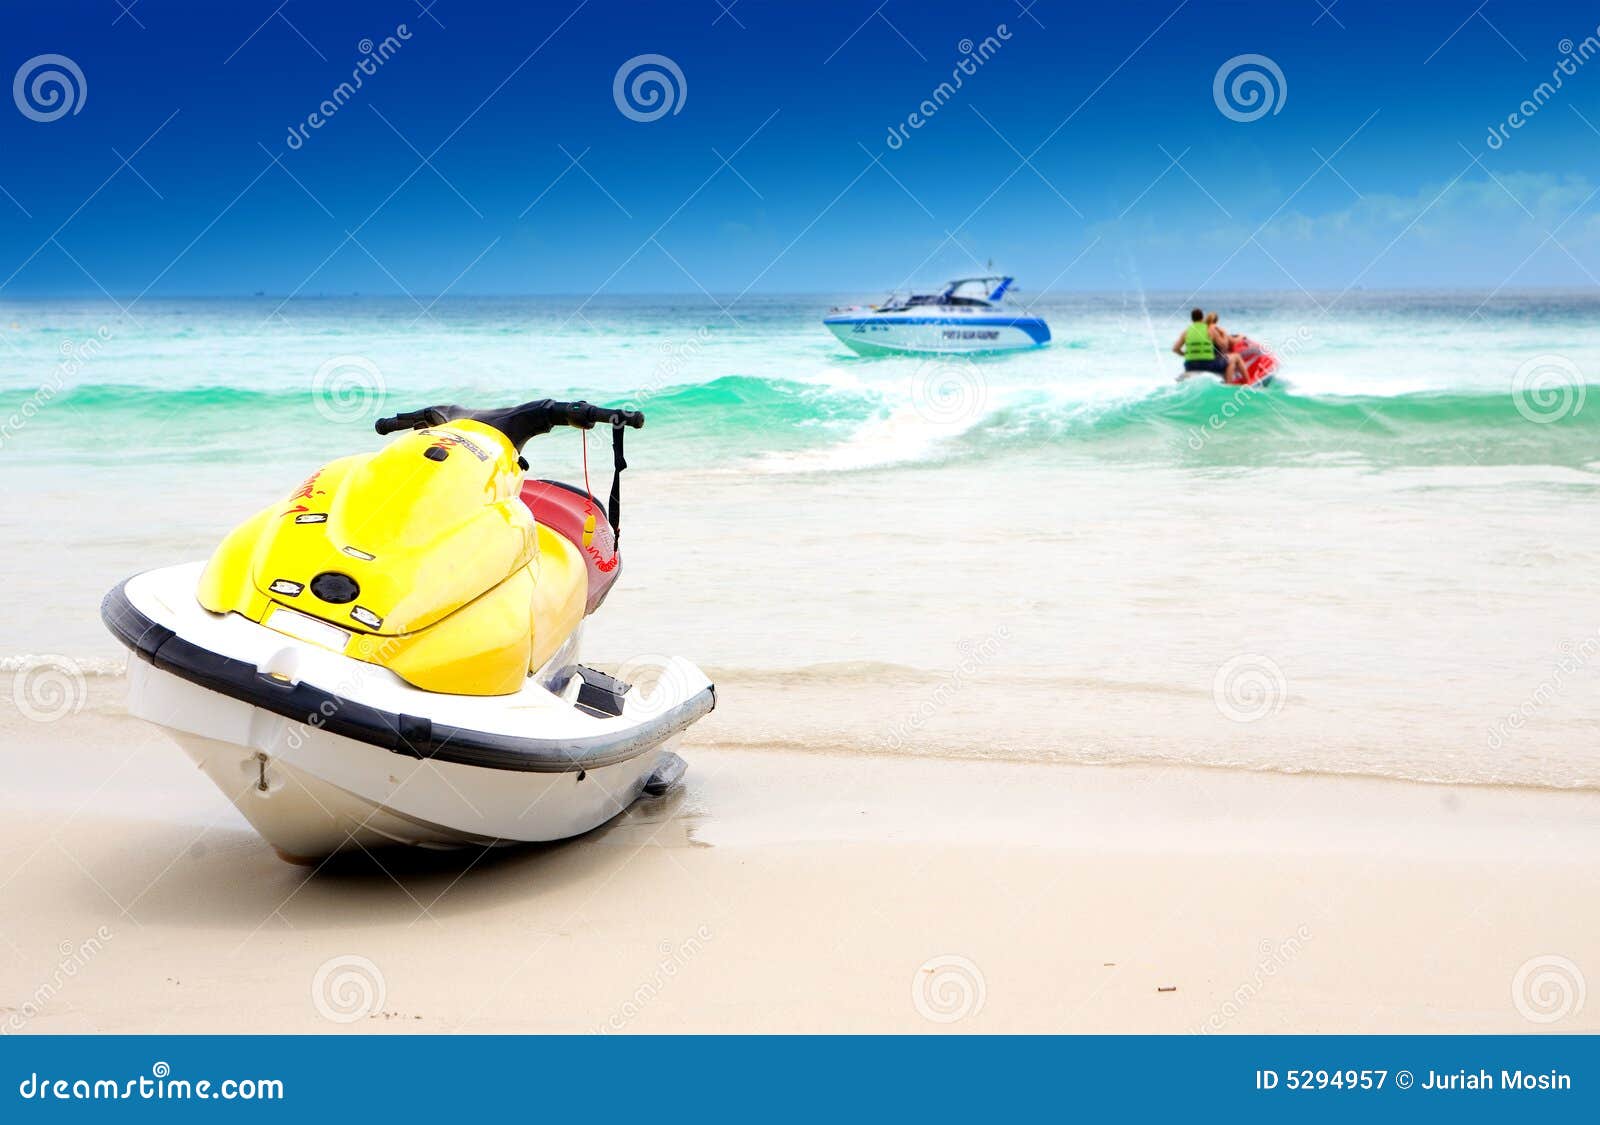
1225,336,1277,386
1181,335,1277,386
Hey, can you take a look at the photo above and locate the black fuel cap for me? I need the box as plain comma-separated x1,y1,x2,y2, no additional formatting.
309,571,360,604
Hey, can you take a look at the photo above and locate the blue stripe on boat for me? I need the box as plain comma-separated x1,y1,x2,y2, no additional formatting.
823,316,1051,344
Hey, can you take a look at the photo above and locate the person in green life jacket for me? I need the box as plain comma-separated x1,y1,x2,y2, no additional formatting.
1172,308,1245,382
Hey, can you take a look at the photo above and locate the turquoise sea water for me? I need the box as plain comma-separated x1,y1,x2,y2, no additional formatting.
3,290,1599,472
2,291,1597,787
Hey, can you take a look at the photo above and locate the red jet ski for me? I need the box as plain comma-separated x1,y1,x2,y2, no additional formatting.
1220,336,1276,386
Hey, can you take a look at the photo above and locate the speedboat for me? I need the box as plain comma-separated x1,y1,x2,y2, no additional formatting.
101,398,715,863
824,276,1051,356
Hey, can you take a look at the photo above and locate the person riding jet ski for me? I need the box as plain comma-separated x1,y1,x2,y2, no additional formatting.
1173,307,1245,383
1173,309,1276,386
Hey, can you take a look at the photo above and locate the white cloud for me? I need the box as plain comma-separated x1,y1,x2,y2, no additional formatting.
1092,172,1600,290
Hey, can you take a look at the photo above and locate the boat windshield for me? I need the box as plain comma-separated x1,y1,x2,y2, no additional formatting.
875,277,1012,310
942,277,1010,304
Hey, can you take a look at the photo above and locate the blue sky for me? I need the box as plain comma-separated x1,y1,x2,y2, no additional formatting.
1,0,1599,297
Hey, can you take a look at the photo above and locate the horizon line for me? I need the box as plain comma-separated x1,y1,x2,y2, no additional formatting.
4,284,1600,302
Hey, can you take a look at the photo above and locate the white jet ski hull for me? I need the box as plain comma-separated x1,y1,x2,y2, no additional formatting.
104,563,714,861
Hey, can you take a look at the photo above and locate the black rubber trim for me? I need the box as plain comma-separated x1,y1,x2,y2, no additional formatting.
101,577,715,774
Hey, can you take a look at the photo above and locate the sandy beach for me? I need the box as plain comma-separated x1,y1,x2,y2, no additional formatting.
2,673,1595,1034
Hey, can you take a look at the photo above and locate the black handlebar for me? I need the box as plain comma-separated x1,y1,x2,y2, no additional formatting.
374,407,447,435
560,401,646,430
374,399,644,447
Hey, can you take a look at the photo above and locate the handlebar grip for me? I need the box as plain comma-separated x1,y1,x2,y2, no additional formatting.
374,407,446,435
561,402,644,429
596,407,644,429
